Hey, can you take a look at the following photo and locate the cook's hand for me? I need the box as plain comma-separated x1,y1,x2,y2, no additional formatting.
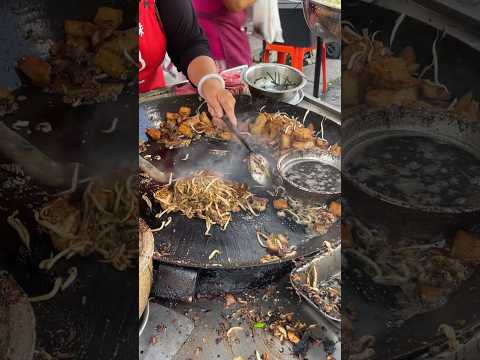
201,78,238,127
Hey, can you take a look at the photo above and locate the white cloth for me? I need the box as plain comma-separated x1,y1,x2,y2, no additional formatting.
162,53,186,86
252,0,284,43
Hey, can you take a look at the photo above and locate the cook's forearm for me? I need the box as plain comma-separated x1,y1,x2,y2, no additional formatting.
187,55,219,86
223,0,256,12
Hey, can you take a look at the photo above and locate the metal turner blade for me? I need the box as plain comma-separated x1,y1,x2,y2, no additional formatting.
222,117,271,187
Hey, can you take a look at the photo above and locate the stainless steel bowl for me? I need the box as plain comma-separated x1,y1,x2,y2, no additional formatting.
303,0,341,42
243,63,307,103
277,150,341,203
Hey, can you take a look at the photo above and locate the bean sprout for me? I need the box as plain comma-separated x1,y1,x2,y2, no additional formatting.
54,163,80,197
390,13,406,49
208,249,221,260
29,277,63,302
7,210,30,250
101,118,119,133
61,267,78,291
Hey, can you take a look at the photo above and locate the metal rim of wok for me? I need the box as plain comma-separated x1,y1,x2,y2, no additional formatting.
302,0,341,42
277,150,341,201
139,301,149,337
0,272,36,360
139,94,341,270
342,104,480,215
290,246,341,324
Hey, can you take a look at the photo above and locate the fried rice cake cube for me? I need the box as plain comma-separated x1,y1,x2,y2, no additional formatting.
64,20,97,37
250,113,268,136
451,230,480,263
273,198,288,210
17,56,51,86
94,6,123,30
368,57,419,90
146,128,161,141
178,106,192,117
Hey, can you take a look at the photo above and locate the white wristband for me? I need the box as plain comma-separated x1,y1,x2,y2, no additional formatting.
197,74,225,99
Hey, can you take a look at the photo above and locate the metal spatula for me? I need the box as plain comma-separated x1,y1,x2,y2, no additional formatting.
0,121,69,187
139,155,169,183
222,117,271,187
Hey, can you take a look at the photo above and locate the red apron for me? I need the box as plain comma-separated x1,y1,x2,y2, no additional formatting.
139,0,167,93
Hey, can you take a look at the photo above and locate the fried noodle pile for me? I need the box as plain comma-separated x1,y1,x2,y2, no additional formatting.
35,176,138,271
153,170,268,234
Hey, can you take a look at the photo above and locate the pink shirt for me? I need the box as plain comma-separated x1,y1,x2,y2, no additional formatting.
192,0,252,68
192,1,225,60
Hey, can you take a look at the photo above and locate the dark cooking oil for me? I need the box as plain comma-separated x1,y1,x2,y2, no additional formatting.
285,161,341,193
344,134,480,208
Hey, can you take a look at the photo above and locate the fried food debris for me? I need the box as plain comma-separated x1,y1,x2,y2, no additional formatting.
153,170,268,234
146,128,161,141
269,313,307,346
342,21,480,122
349,335,376,360
438,324,459,352
289,200,337,236
145,108,341,161
264,233,291,257
94,6,123,30
273,198,288,210
248,112,339,156
451,230,480,264
454,92,480,122
18,56,51,86
343,314,376,360
345,219,475,318
35,175,137,271
272,188,340,237
17,7,134,106
0,88,18,117
292,270,341,320
257,232,296,261
146,108,232,149
328,201,341,217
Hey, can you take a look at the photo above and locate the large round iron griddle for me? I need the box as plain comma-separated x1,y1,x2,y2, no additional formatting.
139,95,341,269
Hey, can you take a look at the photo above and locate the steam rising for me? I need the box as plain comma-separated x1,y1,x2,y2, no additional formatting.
170,139,250,182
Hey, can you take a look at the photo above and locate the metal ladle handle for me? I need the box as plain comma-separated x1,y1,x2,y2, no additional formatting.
222,117,253,154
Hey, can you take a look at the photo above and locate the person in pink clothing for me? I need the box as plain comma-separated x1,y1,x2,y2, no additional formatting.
192,0,255,71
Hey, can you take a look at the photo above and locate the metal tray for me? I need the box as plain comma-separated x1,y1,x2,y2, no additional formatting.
290,246,341,325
